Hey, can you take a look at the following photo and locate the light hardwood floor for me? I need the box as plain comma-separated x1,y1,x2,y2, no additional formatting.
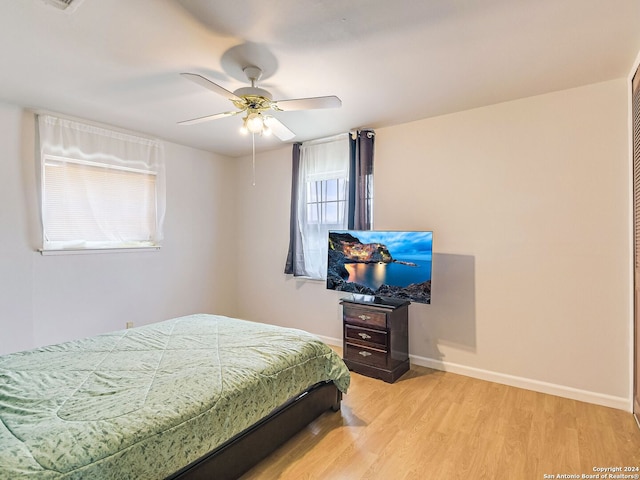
241,363,640,479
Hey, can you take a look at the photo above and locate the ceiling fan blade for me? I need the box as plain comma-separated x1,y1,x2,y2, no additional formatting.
177,110,241,125
180,72,243,102
264,116,296,141
272,95,342,111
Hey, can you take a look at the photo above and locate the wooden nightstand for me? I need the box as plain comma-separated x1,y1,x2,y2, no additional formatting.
340,297,410,383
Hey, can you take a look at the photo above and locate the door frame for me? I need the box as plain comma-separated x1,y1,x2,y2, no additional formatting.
632,65,640,425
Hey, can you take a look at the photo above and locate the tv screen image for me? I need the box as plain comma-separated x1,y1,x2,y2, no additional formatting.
327,230,432,304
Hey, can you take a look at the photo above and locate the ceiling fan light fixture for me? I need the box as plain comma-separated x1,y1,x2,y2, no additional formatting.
245,112,264,134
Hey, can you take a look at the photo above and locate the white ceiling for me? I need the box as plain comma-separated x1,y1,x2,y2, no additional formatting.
0,0,638,157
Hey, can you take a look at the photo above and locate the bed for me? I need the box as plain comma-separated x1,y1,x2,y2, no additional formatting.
0,314,350,479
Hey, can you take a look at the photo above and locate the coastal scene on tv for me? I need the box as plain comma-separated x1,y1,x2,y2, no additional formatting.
327,230,432,304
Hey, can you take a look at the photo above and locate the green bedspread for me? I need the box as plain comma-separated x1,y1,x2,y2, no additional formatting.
0,314,350,479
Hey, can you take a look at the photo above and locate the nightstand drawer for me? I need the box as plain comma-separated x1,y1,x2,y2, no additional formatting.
344,342,387,368
343,307,386,328
345,324,387,347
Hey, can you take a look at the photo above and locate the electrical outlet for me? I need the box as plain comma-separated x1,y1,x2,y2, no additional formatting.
126,322,134,329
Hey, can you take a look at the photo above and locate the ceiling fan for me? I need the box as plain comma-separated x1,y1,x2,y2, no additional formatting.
178,66,342,141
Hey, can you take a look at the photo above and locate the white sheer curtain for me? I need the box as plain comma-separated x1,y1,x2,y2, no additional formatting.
296,134,350,279
37,114,166,251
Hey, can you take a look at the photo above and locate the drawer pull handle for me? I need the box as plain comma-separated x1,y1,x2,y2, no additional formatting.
358,333,372,340
358,351,372,357
358,314,371,321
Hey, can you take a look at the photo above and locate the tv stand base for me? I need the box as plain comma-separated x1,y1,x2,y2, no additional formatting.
344,358,410,383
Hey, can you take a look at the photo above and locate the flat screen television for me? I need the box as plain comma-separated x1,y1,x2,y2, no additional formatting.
327,230,432,304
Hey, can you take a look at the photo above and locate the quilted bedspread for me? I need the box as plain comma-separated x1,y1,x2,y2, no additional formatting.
0,314,350,479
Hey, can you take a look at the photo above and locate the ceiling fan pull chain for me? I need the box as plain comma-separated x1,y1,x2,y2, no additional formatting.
252,133,256,186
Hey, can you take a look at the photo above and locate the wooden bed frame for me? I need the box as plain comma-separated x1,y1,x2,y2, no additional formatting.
166,381,342,480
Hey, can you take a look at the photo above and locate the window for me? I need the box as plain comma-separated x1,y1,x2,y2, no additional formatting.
306,178,348,225
42,157,158,249
285,130,375,279
37,114,165,252
293,134,350,279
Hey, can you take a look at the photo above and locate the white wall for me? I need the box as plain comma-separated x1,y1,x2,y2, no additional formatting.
0,102,238,354
234,79,631,409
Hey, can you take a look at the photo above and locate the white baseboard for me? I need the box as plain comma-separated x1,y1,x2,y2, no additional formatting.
409,353,630,412
316,335,341,348
316,334,630,412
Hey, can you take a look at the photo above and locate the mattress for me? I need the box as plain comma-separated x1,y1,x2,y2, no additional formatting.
0,314,350,479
